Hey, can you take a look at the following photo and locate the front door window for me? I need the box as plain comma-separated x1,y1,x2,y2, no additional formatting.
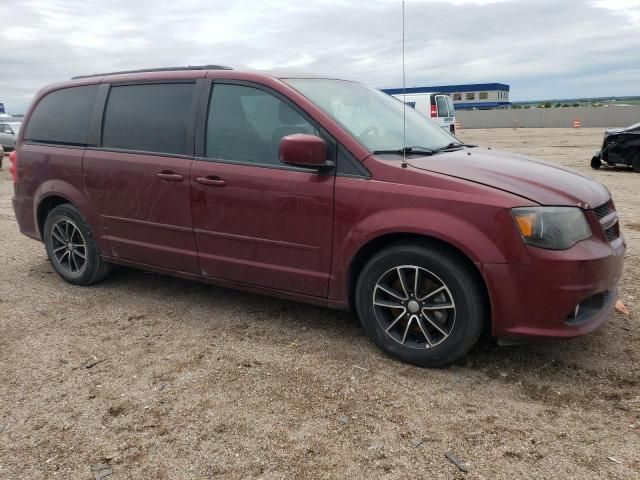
206,83,318,165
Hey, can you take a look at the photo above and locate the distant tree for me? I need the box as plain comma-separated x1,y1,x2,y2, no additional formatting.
543,102,552,108
554,103,562,108
511,104,522,109
572,103,580,107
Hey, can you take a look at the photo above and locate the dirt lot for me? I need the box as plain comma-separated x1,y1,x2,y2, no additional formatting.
0,128,638,479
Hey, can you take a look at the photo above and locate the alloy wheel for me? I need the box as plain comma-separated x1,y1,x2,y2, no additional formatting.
50,218,87,275
373,265,456,349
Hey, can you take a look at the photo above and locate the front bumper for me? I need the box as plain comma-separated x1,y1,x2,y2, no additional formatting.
483,236,625,340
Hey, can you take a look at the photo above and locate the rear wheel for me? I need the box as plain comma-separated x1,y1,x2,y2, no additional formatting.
44,204,111,285
355,244,486,367
590,156,602,169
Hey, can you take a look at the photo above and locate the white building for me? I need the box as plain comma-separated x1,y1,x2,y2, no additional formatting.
381,83,511,110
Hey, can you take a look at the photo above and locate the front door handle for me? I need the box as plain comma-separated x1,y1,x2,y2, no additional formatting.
195,176,226,187
156,171,184,182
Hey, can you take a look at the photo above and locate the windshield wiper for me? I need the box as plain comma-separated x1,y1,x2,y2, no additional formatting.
373,146,436,156
434,142,465,152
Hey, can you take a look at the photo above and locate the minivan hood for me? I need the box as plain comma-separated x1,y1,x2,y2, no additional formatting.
406,147,609,207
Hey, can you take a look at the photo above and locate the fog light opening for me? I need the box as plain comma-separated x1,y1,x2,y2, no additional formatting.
565,292,610,326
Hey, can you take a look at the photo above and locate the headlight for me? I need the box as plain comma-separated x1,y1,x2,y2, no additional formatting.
512,207,591,250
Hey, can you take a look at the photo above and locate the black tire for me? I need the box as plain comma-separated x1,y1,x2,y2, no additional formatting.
43,204,112,285
632,153,640,173
590,156,602,169
355,243,486,367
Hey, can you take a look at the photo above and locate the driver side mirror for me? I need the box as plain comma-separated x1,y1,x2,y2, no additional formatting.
279,134,333,170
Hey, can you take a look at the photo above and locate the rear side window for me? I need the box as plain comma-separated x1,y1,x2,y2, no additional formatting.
435,96,449,117
206,83,317,165
446,97,455,116
24,85,97,145
102,83,194,155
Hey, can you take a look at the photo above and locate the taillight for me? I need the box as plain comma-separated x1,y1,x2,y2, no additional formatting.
430,104,437,117
8,150,18,184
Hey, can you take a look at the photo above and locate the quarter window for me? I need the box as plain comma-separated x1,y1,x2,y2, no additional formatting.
205,83,318,165
102,83,194,155
24,85,98,145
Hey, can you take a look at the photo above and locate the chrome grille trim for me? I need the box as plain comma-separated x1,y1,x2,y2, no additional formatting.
592,201,619,243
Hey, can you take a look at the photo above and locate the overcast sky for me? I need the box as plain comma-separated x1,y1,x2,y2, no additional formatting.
1,0,639,113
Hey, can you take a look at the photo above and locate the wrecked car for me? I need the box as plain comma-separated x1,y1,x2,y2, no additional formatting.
591,122,640,172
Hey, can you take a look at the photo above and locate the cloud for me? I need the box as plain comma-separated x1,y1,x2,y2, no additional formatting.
1,0,639,113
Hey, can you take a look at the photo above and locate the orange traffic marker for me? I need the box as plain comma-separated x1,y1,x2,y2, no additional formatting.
615,300,630,316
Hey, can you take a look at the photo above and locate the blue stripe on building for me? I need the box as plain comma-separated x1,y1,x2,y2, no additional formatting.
380,83,510,96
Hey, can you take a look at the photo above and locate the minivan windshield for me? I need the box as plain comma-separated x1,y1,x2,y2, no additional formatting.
284,79,457,153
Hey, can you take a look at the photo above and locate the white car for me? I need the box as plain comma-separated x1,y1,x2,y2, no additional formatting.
0,121,22,151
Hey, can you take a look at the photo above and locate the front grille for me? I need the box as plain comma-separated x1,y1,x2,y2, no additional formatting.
605,223,620,241
592,201,619,243
593,203,611,219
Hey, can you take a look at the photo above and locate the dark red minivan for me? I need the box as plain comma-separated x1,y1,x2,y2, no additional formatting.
11,66,625,366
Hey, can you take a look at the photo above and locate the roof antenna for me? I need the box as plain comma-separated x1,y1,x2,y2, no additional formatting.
401,0,408,168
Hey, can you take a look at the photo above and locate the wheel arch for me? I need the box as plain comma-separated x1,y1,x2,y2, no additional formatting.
346,233,491,329
33,181,111,255
36,194,72,240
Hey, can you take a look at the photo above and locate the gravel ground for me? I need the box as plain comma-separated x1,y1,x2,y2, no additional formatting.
0,128,638,479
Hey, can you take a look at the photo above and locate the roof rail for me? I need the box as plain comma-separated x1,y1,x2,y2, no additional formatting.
71,65,233,80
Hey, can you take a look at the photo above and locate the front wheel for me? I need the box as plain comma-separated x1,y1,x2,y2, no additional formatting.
43,204,112,285
590,156,602,169
355,244,486,367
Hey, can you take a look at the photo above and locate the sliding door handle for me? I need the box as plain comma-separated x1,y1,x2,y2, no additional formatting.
156,172,184,182
195,176,226,187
